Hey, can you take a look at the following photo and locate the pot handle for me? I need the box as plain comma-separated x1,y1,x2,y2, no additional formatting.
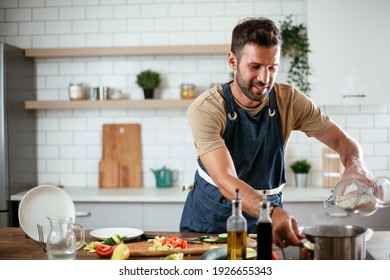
300,238,319,250
365,228,374,241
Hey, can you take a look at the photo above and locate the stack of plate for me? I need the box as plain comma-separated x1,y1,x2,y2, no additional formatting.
18,185,75,242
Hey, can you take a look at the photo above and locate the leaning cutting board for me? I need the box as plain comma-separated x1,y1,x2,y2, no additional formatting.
99,124,142,188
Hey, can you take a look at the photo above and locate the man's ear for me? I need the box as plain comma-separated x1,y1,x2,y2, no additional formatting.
227,51,237,71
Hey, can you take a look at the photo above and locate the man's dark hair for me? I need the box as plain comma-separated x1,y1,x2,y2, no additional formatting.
231,17,282,61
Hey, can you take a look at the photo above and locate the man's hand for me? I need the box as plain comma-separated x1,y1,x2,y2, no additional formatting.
341,158,373,187
271,207,305,248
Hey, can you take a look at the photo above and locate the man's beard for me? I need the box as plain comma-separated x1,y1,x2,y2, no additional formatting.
235,68,270,102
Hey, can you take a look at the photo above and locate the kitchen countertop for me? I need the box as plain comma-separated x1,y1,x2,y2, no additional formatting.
0,227,388,260
11,185,333,203
0,227,283,260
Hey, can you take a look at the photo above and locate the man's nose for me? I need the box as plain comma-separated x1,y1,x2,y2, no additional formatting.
257,69,270,84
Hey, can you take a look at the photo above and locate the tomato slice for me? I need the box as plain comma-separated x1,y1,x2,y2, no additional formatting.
95,244,114,258
161,236,187,249
177,239,187,249
271,251,279,260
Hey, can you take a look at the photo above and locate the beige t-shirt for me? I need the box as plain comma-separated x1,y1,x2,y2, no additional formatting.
188,82,335,156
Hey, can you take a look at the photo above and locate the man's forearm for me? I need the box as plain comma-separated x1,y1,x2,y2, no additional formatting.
337,136,364,168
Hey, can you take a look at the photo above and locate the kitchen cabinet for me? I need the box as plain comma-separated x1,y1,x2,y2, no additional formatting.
284,202,390,231
74,201,184,231
75,200,390,232
11,187,188,232
307,0,390,105
75,194,390,232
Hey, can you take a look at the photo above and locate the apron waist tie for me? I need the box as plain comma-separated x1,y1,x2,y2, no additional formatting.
197,164,284,195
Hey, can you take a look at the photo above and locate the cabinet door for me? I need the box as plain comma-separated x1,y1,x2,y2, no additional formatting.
143,203,184,231
75,202,143,230
307,0,390,105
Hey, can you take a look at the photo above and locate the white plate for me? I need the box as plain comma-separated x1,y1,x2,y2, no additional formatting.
90,227,144,241
18,185,75,242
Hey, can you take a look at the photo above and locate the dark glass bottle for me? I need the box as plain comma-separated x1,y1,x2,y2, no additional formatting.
257,191,273,260
227,189,247,260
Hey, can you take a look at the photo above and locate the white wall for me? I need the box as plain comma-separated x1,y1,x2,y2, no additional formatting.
0,0,389,189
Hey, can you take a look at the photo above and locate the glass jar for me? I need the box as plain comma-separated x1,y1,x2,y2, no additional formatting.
180,84,196,99
68,83,85,100
330,176,390,216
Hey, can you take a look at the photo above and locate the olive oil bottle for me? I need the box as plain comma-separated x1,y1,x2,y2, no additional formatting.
257,191,272,260
227,189,247,260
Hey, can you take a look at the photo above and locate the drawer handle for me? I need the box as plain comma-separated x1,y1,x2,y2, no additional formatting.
76,211,91,217
342,94,366,98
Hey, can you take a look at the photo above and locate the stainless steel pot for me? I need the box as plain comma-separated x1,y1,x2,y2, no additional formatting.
299,225,373,260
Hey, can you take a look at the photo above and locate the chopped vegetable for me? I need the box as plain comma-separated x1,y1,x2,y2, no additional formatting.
195,234,227,244
217,233,228,243
148,236,188,251
163,253,184,260
84,233,127,253
246,248,257,260
103,234,126,246
111,244,130,260
195,235,213,242
83,241,103,253
203,238,218,243
95,244,115,258
112,234,124,244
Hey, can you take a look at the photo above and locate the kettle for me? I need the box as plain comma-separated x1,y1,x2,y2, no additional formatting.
151,166,178,188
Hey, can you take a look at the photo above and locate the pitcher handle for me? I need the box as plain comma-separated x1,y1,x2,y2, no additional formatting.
74,223,85,250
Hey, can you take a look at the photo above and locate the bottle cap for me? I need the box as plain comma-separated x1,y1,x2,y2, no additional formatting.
233,189,241,206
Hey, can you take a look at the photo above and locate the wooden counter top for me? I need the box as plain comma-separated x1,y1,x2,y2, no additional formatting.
0,227,282,260
1,227,388,260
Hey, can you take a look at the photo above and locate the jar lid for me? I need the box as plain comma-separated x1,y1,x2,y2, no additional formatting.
180,83,195,88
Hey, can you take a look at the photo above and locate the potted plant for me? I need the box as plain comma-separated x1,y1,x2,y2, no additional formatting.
279,15,311,94
136,69,161,99
290,159,311,187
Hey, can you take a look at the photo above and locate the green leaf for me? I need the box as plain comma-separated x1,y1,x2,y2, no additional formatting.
280,15,311,94
290,159,311,173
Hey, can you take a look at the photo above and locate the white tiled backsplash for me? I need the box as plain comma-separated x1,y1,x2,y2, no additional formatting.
1,0,389,188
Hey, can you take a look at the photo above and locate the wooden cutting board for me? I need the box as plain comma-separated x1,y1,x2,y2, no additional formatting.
99,124,142,188
127,241,219,257
125,237,257,257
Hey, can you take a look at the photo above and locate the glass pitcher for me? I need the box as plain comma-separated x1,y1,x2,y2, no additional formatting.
325,176,390,216
46,216,85,260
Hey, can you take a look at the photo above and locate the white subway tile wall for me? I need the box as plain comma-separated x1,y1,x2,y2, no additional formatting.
1,0,389,188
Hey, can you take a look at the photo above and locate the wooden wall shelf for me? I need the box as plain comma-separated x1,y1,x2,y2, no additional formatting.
25,99,194,110
24,44,230,58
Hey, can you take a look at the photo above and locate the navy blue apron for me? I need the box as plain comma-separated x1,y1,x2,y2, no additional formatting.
180,82,286,233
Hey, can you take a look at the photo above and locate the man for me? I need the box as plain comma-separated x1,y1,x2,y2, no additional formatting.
179,17,373,248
